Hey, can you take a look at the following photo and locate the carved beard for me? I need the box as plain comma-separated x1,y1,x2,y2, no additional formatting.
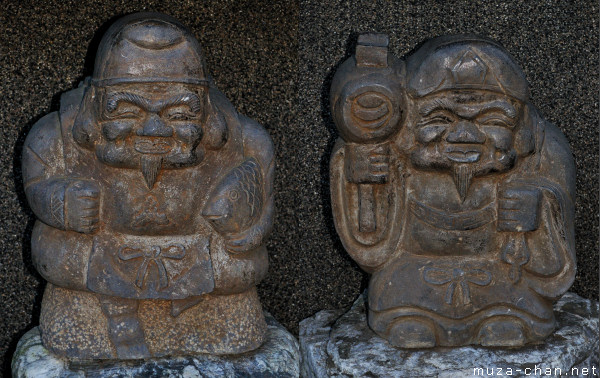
452,164,473,202
140,155,163,189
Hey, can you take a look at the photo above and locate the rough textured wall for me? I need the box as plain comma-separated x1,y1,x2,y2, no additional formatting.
0,0,597,373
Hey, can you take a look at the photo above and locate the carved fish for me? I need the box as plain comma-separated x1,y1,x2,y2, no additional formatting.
202,157,263,234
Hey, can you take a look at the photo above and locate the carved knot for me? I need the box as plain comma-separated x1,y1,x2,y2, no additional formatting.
118,244,186,289
423,267,492,306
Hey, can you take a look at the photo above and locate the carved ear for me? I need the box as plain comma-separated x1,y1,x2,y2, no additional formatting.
513,103,536,157
72,86,101,149
202,93,228,150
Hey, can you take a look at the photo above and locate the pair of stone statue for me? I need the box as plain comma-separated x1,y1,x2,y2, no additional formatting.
21,13,575,361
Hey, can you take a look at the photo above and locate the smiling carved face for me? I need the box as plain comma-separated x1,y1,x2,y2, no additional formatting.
411,90,520,173
92,83,207,187
96,83,206,167
409,90,522,199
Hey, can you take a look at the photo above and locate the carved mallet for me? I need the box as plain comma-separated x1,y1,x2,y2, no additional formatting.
332,33,403,233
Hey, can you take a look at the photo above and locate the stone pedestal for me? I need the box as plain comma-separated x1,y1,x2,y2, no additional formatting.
300,292,599,378
13,312,300,378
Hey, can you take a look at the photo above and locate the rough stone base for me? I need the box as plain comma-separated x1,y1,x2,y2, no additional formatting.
300,292,599,378
13,312,300,378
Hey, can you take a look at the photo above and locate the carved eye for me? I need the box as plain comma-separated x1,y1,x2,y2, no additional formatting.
421,112,454,126
105,92,148,119
168,112,195,121
478,117,513,128
228,189,240,201
108,103,143,119
416,112,453,143
165,106,198,121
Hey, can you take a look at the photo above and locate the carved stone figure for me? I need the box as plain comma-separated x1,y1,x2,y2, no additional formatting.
22,13,274,359
330,34,576,348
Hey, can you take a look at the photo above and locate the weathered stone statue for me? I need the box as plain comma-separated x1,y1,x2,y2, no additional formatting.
22,13,274,359
330,34,576,348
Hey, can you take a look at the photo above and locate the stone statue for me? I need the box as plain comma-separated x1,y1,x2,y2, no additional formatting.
22,13,274,359
330,33,576,348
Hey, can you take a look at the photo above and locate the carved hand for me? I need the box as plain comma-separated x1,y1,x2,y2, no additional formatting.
345,144,390,184
64,179,100,233
497,186,541,232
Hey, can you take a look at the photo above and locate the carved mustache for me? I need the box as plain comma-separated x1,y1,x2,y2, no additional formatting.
134,137,174,154
445,145,483,163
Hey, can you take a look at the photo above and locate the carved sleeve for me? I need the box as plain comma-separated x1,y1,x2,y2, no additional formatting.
519,121,576,299
22,112,69,230
330,138,404,273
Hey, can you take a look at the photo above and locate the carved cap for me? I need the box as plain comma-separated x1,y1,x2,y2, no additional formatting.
92,13,207,86
406,35,529,101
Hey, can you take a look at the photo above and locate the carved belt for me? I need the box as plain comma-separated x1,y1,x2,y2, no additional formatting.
409,200,495,231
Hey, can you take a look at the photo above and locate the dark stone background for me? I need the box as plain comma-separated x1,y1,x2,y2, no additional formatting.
0,0,597,374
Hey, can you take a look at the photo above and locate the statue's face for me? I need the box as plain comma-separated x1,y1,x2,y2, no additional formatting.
95,83,206,170
410,90,520,178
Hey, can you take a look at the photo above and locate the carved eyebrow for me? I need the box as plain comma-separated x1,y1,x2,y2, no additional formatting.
419,98,455,117
420,99,517,119
160,93,202,113
105,92,203,114
474,101,517,119
106,92,150,112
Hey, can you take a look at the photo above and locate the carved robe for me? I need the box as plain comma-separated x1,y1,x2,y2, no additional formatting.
331,113,576,344
23,83,271,301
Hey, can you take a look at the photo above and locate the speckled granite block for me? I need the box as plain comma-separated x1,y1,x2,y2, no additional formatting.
300,292,599,378
13,312,300,378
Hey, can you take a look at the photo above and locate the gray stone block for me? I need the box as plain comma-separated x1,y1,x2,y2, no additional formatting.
300,292,598,377
13,312,300,378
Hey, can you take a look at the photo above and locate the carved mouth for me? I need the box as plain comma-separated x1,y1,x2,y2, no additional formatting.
134,138,173,154
445,146,482,163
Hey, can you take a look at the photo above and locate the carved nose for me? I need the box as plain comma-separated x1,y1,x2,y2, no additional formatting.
137,114,173,137
446,121,486,144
